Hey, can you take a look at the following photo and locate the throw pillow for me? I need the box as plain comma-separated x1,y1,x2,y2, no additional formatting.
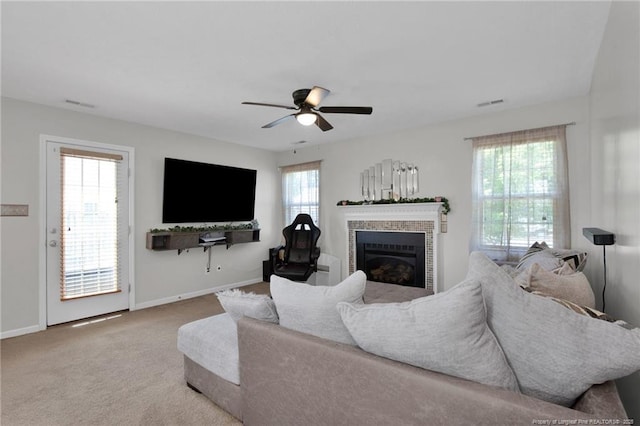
551,248,588,272
337,279,519,392
510,268,530,288
526,263,596,308
270,271,367,345
527,292,635,331
516,242,588,272
516,248,564,271
466,251,640,406
554,262,575,275
216,289,279,323
516,242,550,269
515,262,574,288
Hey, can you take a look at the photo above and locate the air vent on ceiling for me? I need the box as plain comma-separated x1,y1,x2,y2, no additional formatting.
65,99,95,108
477,99,504,108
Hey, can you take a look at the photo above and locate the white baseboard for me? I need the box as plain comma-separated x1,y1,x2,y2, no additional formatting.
132,277,263,310
1,278,264,339
1,324,42,339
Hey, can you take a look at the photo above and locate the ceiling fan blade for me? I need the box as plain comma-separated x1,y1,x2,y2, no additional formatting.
262,114,295,128
315,114,333,132
242,101,297,110
304,86,330,107
318,106,373,114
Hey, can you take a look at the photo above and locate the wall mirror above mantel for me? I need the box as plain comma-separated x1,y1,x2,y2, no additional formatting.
361,159,419,201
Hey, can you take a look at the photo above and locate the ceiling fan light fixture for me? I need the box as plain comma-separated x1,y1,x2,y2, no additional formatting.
243,86,372,131
296,112,317,126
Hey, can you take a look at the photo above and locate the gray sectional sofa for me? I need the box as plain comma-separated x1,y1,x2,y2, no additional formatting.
178,276,630,425
177,281,430,420
237,317,626,425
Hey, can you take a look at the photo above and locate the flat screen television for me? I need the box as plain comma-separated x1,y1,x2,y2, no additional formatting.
162,157,257,223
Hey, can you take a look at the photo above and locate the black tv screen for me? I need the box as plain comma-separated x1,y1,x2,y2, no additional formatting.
162,158,257,223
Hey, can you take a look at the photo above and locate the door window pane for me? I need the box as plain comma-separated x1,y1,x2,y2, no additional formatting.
60,150,122,300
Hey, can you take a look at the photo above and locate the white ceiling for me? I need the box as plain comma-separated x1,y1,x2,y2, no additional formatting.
2,1,611,152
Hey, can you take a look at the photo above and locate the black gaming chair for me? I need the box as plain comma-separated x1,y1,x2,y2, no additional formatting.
271,214,321,282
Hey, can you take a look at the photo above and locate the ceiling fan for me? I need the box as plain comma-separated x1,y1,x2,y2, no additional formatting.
242,86,373,132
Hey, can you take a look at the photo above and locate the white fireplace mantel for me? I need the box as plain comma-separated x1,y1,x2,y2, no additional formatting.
340,202,443,230
340,203,444,293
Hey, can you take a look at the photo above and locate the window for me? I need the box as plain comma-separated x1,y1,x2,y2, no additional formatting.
470,125,570,263
280,160,321,226
60,148,123,300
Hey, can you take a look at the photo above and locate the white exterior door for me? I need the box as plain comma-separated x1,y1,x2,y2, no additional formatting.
45,138,131,325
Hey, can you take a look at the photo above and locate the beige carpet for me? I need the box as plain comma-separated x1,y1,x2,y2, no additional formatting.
1,282,269,426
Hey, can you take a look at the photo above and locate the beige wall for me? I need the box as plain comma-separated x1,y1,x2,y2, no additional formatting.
1,98,281,335
278,96,591,291
587,0,640,418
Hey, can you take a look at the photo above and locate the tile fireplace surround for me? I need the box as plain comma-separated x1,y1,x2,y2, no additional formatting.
341,203,444,293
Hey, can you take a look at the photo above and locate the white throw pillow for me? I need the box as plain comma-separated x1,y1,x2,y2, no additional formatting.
270,271,366,345
337,279,519,391
216,289,279,323
467,251,640,406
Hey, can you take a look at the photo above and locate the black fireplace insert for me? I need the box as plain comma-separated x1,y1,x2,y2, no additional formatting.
356,231,425,288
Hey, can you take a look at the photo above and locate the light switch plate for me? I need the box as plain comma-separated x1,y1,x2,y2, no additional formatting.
1,204,29,216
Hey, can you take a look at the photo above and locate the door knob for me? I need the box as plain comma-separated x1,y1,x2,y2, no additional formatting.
49,240,57,247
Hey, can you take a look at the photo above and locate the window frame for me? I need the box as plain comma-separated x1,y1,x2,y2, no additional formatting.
280,160,321,228
59,147,124,300
470,125,570,262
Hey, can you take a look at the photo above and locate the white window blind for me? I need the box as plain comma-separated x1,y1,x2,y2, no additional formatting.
280,160,321,226
470,125,570,263
60,148,123,300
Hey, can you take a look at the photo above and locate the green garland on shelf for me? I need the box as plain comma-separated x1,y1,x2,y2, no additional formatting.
337,197,450,214
149,223,253,233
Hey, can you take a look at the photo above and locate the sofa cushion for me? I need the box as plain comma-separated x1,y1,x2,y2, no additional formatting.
337,279,519,391
467,251,640,406
216,289,279,323
177,313,240,385
524,263,595,308
270,271,366,345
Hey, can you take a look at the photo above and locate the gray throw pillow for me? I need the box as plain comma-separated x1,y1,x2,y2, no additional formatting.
270,271,366,345
466,251,640,406
216,289,279,323
337,279,519,392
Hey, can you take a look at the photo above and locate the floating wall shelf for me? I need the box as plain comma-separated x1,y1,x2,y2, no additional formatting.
146,229,260,254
